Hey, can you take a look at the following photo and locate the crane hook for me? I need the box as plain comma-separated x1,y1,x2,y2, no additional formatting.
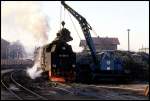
61,21,65,28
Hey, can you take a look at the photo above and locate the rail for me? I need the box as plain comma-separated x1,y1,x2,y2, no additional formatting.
1,70,48,100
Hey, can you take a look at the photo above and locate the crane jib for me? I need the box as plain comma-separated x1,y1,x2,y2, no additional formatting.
61,1,99,65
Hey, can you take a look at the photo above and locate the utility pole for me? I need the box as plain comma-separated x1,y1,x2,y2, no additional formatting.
127,29,130,51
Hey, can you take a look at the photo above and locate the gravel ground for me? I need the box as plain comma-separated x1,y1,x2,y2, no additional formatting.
1,69,149,100
2,81,148,100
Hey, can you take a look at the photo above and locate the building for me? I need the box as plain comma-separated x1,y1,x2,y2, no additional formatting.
79,37,120,52
1,38,10,59
1,39,27,59
139,48,149,54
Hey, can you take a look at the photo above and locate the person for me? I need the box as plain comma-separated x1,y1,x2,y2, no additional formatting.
55,28,73,42
46,28,73,52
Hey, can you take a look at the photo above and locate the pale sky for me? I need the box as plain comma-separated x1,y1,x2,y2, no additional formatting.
1,1,149,52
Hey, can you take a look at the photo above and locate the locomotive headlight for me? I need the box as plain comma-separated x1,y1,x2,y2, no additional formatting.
62,47,66,50
72,64,76,68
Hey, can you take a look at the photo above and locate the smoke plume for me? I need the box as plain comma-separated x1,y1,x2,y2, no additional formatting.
27,47,43,79
2,1,50,79
1,1,50,55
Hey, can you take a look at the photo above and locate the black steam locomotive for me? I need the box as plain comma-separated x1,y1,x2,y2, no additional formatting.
35,28,76,82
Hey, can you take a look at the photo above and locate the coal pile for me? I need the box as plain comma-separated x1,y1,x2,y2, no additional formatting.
115,51,149,81
77,50,149,82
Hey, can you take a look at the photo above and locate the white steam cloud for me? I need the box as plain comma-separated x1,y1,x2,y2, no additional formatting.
1,1,50,54
27,48,43,79
1,1,50,79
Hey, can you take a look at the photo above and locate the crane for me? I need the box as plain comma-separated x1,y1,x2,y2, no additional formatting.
61,1,126,83
61,1,99,66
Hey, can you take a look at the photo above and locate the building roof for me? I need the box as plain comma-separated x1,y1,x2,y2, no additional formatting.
79,37,120,46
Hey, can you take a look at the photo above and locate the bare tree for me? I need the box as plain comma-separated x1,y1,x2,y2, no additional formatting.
8,40,27,59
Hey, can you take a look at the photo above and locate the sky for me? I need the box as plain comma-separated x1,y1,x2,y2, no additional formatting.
1,1,149,53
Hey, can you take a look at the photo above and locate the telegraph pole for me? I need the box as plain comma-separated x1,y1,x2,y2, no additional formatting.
127,29,130,51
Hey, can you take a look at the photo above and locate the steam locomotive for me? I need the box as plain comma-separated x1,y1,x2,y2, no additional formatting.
35,28,76,82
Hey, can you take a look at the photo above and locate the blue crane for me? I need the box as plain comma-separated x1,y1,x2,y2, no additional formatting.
61,1,99,66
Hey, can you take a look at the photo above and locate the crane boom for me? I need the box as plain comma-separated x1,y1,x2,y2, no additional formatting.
61,1,99,65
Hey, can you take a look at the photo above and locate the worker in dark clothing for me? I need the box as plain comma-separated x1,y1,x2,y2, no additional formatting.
55,28,73,42
46,27,73,53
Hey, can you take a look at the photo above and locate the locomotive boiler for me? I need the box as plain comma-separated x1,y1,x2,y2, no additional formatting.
35,28,76,82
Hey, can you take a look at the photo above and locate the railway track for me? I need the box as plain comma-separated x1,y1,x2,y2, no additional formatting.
1,70,48,100
1,69,148,100
1,70,75,100
1,71,22,100
51,82,105,99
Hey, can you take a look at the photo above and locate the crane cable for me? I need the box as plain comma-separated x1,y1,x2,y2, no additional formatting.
61,2,97,49
61,2,99,39
60,3,66,30
68,12,87,49
64,7,65,24
60,3,62,30
60,2,81,41
67,11,100,49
